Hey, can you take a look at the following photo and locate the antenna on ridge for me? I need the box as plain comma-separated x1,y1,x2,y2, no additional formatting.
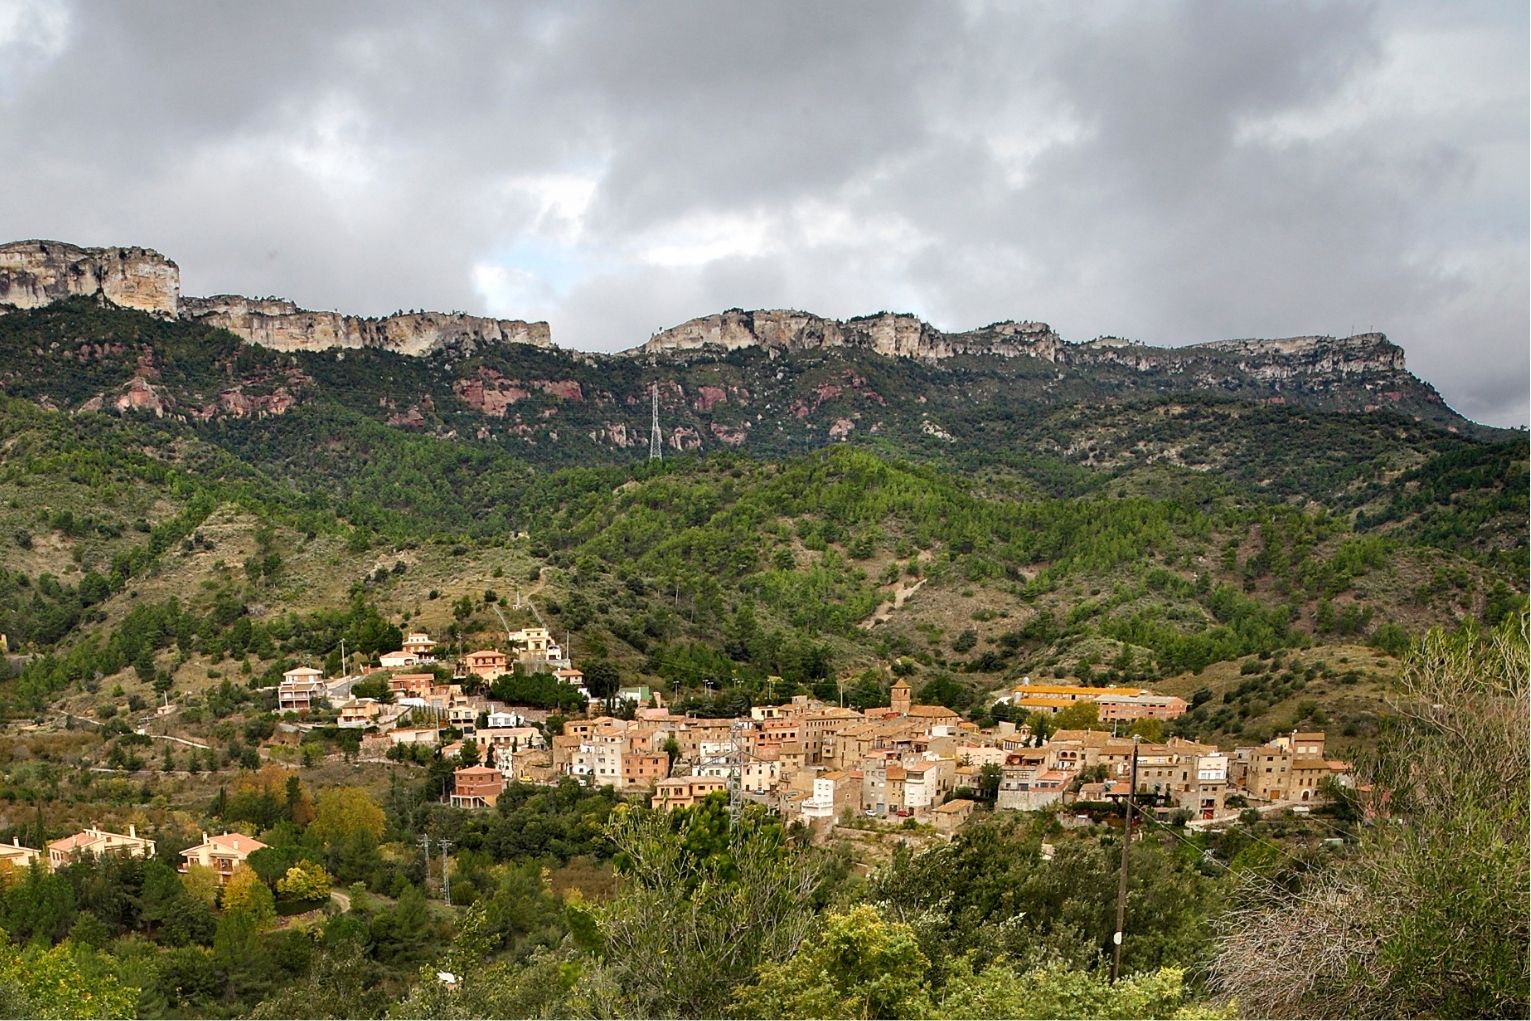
649,383,663,462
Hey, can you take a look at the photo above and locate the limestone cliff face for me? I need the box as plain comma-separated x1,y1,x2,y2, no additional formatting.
180,295,552,357
0,240,551,357
633,309,1065,362
630,308,1408,383
1195,333,1405,380
1058,333,1407,388
0,240,1409,383
0,240,179,315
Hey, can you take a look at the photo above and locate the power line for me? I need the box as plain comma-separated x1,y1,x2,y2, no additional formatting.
649,383,663,462
416,832,432,896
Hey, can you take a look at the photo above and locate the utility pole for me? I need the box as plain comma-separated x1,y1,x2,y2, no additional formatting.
417,833,432,895
439,838,453,906
728,721,746,818
1111,734,1141,983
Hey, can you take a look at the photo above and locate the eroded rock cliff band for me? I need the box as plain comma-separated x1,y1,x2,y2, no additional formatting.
630,306,1408,382
179,295,551,357
0,240,1412,391
0,241,551,357
0,240,180,315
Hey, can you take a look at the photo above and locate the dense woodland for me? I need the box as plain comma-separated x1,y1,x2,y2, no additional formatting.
0,302,1525,1018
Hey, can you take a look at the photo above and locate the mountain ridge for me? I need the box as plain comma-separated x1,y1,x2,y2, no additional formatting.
0,239,1492,439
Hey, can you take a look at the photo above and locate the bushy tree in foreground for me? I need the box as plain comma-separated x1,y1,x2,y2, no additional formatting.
249,933,388,1020
276,860,332,902
0,930,138,1019
389,906,575,1020
733,904,1231,1020
573,795,824,1018
733,904,932,1018
1210,614,1529,1018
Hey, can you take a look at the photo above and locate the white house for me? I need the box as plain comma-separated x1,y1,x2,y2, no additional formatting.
485,709,524,729
278,668,326,712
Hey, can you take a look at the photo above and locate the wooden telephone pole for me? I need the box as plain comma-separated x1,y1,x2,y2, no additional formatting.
1111,734,1141,983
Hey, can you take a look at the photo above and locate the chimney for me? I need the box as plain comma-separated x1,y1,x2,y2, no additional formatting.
202,831,209,844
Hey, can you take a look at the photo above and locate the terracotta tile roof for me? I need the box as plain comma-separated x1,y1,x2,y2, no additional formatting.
49,828,150,854
47,831,95,853
188,832,268,856
1050,729,1113,746
1011,683,1147,697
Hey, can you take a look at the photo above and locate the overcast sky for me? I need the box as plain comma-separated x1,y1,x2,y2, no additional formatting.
1,1,1525,426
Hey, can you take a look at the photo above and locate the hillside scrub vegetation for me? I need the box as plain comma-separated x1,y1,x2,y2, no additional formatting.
1209,613,1529,1017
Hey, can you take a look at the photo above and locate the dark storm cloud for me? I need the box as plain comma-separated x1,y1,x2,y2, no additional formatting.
0,0,1523,425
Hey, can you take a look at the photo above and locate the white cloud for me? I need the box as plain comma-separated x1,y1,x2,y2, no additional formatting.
0,0,71,97
636,210,775,269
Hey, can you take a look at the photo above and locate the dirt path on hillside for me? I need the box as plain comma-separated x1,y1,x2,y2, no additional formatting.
860,550,935,629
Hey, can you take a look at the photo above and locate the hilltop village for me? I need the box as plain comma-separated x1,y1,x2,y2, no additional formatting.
278,624,1352,825
4,607,1358,880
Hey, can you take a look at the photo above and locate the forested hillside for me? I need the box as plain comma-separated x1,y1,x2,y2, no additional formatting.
0,299,1524,731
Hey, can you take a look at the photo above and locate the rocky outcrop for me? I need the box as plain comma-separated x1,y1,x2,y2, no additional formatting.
632,308,1064,362
0,241,552,357
1196,333,1405,380
693,385,728,412
212,387,298,420
454,367,531,417
180,295,551,357
0,240,1416,410
628,307,1410,386
709,421,749,446
451,367,585,417
1057,332,1409,390
0,240,179,315
114,377,171,416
